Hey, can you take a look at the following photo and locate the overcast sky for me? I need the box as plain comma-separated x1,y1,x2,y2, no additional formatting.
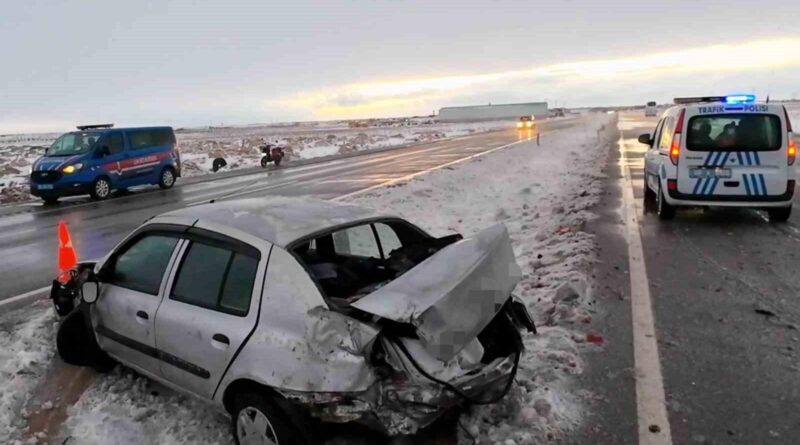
2,0,800,133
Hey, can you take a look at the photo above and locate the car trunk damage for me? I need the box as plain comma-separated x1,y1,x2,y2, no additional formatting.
287,224,534,435
352,224,523,361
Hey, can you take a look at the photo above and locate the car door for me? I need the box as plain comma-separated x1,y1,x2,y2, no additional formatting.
125,129,172,184
644,118,666,189
91,230,183,378
154,228,266,399
94,131,129,186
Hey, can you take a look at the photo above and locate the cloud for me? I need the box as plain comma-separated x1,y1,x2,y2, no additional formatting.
275,37,800,118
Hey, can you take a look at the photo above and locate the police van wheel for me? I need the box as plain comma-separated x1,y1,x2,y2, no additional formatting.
90,177,112,200
767,206,791,223
657,183,675,220
159,167,176,189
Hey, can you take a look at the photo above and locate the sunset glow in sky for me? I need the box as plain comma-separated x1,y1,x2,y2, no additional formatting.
2,0,800,133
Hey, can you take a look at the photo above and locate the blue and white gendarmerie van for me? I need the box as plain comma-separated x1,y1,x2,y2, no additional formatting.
30,124,181,203
640,95,797,222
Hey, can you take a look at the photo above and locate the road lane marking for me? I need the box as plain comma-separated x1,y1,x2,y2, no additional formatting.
618,130,673,445
333,137,536,201
0,285,50,309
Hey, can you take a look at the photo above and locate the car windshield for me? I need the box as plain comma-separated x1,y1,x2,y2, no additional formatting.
686,114,782,151
47,132,101,157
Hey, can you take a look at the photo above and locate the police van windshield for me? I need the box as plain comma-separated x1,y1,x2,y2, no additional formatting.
686,114,782,151
47,132,101,157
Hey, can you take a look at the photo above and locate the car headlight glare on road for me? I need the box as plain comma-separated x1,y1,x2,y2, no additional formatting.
63,163,83,174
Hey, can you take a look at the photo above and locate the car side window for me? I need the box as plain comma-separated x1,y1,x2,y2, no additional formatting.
108,235,179,295
651,119,665,149
105,133,125,155
170,241,258,316
128,131,153,150
332,224,380,258
374,222,402,257
659,117,676,151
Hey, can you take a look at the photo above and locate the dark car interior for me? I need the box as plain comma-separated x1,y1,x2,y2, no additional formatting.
291,219,462,307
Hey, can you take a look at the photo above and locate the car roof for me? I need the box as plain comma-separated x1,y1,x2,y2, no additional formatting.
156,196,396,248
68,126,174,134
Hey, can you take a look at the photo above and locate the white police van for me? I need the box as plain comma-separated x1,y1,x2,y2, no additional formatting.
640,95,797,221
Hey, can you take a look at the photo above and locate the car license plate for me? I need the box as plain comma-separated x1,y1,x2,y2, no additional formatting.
689,168,731,179
37,184,54,190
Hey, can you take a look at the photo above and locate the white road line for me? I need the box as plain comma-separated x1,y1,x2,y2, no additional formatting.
0,285,50,309
333,138,532,201
617,130,673,445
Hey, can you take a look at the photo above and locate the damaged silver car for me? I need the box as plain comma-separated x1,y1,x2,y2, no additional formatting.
52,197,535,444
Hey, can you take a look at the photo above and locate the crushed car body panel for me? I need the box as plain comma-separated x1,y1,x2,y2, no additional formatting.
352,224,522,361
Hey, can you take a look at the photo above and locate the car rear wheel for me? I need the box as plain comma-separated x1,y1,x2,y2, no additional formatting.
232,393,304,445
42,196,59,205
767,206,792,223
643,174,657,212
159,167,176,189
657,182,675,220
90,177,112,200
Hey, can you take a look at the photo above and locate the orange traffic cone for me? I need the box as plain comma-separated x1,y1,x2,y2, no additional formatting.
57,220,78,279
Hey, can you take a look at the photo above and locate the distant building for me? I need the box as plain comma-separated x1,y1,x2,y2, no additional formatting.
438,102,548,122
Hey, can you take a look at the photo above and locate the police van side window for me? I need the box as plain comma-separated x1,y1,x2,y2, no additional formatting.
128,129,175,151
104,133,124,155
129,131,154,150
659,117,675,151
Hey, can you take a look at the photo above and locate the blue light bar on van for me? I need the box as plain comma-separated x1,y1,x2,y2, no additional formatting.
725,95,756,104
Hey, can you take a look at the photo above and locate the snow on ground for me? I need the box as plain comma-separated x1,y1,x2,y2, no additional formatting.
0,301,58,443
0,113,613,444
0,119,516,204
347,114,615,443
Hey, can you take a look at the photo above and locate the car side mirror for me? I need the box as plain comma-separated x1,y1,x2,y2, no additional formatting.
81,281,99,304
638,133,653,146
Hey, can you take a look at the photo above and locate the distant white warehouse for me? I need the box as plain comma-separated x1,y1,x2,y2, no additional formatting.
438,102,548,122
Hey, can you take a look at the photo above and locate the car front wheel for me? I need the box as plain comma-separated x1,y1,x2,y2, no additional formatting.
90,177,112,200
232,393,305,445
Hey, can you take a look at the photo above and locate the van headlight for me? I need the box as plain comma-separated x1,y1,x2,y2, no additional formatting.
62,163,83,174
516,122,523,128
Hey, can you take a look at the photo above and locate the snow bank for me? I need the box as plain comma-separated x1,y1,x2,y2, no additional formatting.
0,302,58,443
346,113,615,443
58,368,230,445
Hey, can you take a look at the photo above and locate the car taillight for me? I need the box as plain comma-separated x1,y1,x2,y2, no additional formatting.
789,136,796,166
669,109,685,166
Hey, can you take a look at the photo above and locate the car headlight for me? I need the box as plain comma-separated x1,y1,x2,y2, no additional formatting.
527,122,533,127
516,122,523,128
62,163,83,174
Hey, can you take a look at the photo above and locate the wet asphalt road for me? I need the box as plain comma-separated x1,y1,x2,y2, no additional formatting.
584,112,800,444
0,118,582,301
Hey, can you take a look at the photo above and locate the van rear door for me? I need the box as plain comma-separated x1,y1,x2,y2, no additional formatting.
678,105,787,198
